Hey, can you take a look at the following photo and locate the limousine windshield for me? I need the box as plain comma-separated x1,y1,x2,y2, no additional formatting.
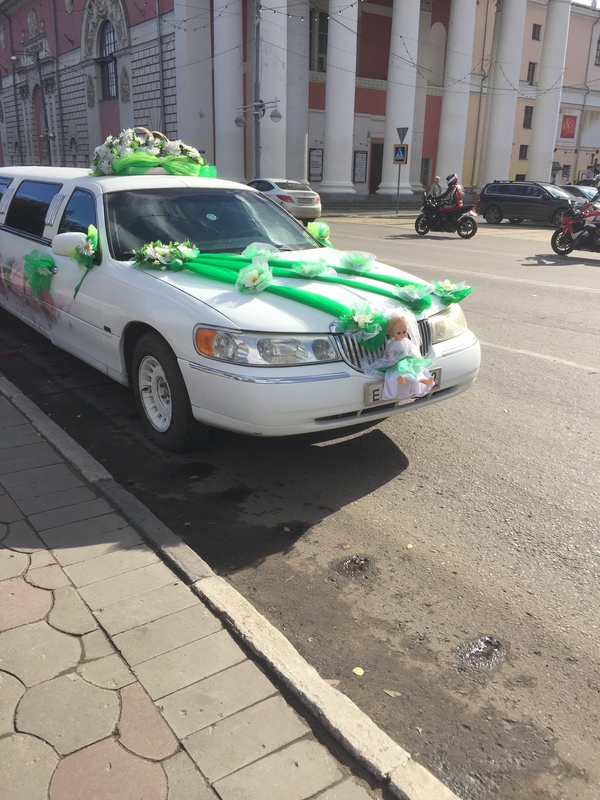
104,188,320,260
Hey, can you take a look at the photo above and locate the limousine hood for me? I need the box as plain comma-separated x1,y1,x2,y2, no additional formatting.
142,249,439,333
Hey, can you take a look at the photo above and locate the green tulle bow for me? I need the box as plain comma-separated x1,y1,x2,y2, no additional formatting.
68,225,99,298
23,251,57,299
109,151,217,178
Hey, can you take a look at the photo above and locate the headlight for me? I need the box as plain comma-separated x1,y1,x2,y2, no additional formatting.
430,304,468,344
194,327,339,365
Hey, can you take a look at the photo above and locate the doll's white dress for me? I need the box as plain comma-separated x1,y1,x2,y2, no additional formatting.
366,338,434,400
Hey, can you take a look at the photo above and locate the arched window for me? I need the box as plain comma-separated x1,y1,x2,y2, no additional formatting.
99,20,118,99
596,35,600,67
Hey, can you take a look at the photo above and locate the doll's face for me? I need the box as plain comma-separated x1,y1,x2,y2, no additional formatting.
389,320,408,340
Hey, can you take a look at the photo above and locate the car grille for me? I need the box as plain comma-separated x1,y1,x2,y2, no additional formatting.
336,319,432,372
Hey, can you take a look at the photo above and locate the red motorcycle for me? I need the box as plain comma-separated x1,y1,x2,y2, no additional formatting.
551,193,600,255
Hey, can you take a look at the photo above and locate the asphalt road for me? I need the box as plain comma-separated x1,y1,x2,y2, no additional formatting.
1,218,599,800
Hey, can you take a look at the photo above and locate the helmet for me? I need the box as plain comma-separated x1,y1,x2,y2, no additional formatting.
446,173,458,187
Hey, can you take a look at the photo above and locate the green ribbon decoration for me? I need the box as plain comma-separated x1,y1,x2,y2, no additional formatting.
432,281,472,306
306,220,333,247
69,225,99,299
132,243,470,352
23,250,57,299
379,355,433,377
109,151,217,178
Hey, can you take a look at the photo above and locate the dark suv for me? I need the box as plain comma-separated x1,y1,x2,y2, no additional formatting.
476,181,576,227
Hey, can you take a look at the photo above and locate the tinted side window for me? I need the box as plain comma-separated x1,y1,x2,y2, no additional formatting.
527,187,543,198
0,177,12,197
4,181,61,237
58,189,97,234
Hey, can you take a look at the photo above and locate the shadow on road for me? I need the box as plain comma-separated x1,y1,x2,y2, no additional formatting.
0,311,408,574
523,252,600,267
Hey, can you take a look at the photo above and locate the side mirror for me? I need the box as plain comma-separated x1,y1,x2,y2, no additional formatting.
52,231,87,256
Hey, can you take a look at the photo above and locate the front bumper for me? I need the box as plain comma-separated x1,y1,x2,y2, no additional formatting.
180,330,481,437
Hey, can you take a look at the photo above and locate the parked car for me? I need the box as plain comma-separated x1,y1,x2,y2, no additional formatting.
560,184,600,207
476,180,576,226
247,178,321,222
0,167,480,451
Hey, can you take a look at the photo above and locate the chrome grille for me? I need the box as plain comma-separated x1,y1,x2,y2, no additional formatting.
336,319,432,372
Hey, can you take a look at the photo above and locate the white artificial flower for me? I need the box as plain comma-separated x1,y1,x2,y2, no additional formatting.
77,238,95,257
353,311,374,328
98,158,113,174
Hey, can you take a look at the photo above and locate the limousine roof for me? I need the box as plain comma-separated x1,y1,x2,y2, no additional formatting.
0,166,251,194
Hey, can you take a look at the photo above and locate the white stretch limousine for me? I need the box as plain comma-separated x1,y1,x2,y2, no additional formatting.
0,165,480,451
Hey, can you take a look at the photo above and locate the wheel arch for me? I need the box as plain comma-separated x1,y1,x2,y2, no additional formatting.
123,322,163,385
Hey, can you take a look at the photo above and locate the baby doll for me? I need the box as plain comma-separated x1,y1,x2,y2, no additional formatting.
377,314,435,400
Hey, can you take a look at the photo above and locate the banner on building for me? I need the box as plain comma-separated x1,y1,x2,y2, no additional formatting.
556,110,580,145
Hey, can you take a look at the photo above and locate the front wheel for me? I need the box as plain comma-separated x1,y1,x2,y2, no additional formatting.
132,332,212,452
551,228,575,256
415,214,430,236
457,216,478,239
484,205,503,225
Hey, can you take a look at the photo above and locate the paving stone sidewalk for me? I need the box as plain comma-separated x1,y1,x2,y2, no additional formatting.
0,382,459,800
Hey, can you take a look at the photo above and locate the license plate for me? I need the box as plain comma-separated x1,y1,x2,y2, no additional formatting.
297,198,314,205
364,369,440,406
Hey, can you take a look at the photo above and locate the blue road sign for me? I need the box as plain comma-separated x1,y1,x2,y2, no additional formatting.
393,144,408,165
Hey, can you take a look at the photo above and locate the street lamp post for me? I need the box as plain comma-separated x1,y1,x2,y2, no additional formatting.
234,99,282,178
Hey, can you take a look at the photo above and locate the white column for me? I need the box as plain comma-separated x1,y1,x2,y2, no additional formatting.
286,0,310,180
478,0,527,186
436,0,478,183
527,0,572,181
409,1,433,190
259,4,288,176
213,0,245,180
378,0,420,194
174,0,215,161
319,0,358,193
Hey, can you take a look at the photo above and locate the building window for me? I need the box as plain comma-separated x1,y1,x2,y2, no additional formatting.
99,20,118,99
596,35,600,66
532,24,541,41
523,106,533,129
515,174,526,182
309,12,328,72
527,62,537,85
519,145,529,160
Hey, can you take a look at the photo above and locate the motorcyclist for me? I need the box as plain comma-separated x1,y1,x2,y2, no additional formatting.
577,188,600,244
438,173,464,220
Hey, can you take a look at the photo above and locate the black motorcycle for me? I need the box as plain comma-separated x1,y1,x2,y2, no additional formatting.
415,194,478,238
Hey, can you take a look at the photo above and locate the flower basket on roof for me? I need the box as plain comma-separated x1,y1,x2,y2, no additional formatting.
90,127,217,178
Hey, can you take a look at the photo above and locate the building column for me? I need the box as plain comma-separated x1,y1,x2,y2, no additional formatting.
286,0,310,181
478,0,527,186
527,0,572,181
378,0,420,194
213,0,245,180
258,2,288,177
319,0,358,193
409,1,433,190
436,0,478,184
174,0,214,162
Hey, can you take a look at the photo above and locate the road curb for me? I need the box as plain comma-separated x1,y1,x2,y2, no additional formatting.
0,375,460,800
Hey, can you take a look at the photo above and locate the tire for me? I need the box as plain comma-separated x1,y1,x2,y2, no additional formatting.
551,208,566,228
484,205,503,225
132,332,212,452
508,218,523,224
415,214,430,235
551,228,575,256
457,216,478,239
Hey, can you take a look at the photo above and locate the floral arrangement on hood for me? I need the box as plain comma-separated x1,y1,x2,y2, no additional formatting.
90,128,217,178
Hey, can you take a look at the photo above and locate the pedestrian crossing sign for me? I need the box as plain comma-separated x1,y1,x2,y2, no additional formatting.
393,144,408,165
